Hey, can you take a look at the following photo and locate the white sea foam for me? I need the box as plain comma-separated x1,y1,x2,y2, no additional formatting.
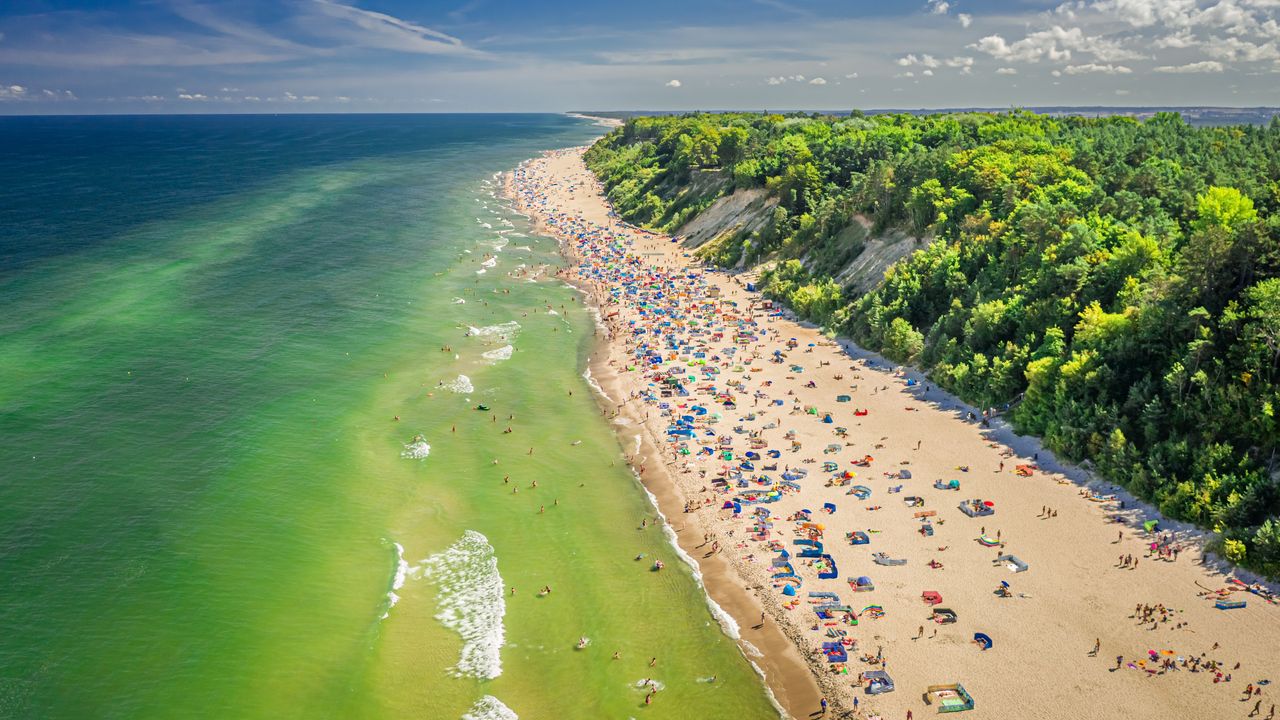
453,297,467,305
461,696,517,720
481,257,497,268
401,437,432,460
467,321,521,343
476,269,487,275
381,541,411,620
443,375,474,394
482,345,514,363
632,679,665,692
421,531,506,680
512,245,532,252
748,658,788,719
582,366,612,402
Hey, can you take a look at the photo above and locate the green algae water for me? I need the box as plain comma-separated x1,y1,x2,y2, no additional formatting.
0,115,778,720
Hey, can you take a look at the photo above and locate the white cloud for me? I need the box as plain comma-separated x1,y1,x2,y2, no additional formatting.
969,25,1143,63
1193,0,1260,35
996,66,1018,74
1115,88,1131,94
1153,60,1227,71
1153,29,1199,48
1203,36,1280,60
1080,0,1198,28
665,79,682,87
0,84,27,100
178,92,208,100
308,0,480,56
1063,62,1133,73
927,0,951,14
808,76,827,84
898,53,941,68
958,13,973,27
844,72,859,78
766,76,785,84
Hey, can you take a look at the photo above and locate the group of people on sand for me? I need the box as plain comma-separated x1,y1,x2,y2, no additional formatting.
507,147,1277,720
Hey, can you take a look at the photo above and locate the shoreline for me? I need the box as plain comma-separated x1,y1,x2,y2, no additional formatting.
507,146,1280,720
504,161,822,718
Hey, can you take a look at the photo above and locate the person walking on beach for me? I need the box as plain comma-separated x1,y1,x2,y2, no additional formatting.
819,697,827,715
1252,699,1263,717
1090,638,1100,656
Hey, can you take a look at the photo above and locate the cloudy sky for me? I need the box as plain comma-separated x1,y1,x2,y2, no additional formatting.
3,0,1280,113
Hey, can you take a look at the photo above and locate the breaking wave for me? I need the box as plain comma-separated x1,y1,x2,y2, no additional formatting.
401,436,432,460
461,696,517,720
420,531,506,680
467,321,521,343
482,345,514,363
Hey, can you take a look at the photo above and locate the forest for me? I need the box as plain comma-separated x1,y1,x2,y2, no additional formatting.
583,110,1280,578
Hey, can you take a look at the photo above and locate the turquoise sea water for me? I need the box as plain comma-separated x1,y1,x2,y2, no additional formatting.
0,115,777,719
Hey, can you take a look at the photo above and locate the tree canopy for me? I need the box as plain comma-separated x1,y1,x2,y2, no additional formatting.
585,110,1280,577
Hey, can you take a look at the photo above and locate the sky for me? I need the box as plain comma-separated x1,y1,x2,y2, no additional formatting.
3,0,1280,113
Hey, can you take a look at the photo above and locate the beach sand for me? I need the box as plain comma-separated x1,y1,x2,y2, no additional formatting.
509,146,1280,719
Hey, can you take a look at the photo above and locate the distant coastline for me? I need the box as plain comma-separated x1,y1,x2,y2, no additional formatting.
569,105,1280,126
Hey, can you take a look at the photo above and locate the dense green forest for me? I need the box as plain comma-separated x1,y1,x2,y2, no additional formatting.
584,111,1280,577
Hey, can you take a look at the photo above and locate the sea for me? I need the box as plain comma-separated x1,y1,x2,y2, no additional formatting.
0,114,779,719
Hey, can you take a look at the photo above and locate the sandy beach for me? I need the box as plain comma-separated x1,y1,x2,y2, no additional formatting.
508,146,1280,720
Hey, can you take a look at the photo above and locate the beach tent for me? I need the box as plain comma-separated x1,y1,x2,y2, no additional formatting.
1143,519,1160,533
994,554,1029,573
973,633,993,650
817,555,839,580
959,499,995,517
932,607,958,624
851,576,875,592
782,584,797,596
837,395,852,403
924,683,974,712
921,590,942,605
863,670,895,695
821,642,848,663
899,470,912,479
849,531,870,545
